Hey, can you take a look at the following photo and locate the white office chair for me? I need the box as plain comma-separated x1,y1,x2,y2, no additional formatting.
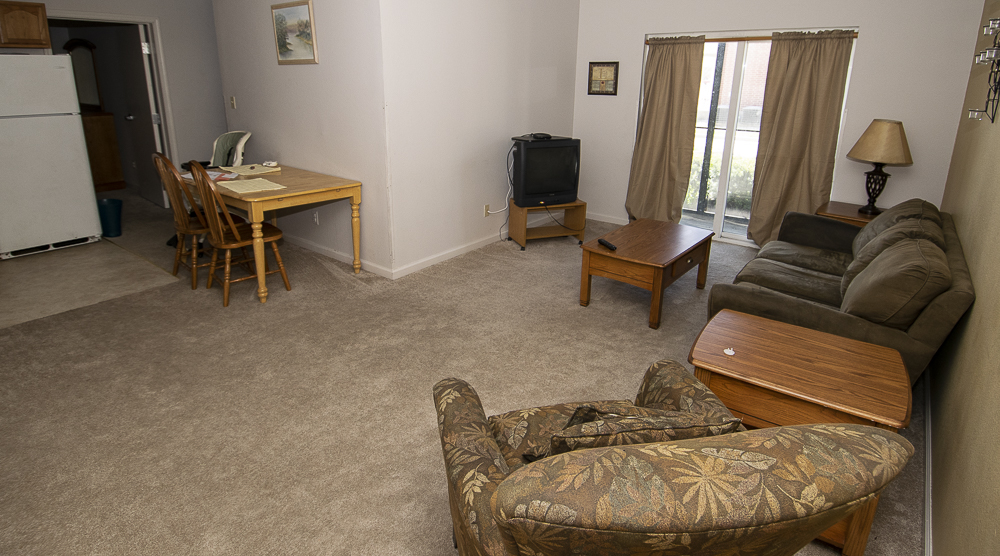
209,131,251,167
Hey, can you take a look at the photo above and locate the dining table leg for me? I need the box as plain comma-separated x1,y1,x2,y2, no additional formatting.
351,193,361,273
250,208,268,303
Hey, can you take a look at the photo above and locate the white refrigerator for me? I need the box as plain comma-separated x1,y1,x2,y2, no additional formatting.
0,54,103,258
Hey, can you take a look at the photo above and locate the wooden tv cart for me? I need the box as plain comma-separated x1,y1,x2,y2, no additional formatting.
508,198,586,250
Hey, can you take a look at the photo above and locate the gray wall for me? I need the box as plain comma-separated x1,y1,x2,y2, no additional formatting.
45,0,229,164
934,0,1000,552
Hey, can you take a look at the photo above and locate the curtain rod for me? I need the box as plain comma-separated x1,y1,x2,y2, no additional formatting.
646,31,858,44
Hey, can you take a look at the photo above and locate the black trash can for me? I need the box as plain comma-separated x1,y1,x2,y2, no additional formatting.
97,199,123,237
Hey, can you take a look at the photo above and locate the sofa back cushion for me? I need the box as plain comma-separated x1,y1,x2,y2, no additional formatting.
842,239,951,330
853,199,942,255
841,218,947,296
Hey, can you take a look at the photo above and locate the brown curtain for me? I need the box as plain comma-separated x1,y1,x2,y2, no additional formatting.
625,36,705,222
747,30,855,245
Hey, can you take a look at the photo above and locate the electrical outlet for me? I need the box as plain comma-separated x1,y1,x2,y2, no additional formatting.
313,211,320,225
484,204,490,217
230,96,237,109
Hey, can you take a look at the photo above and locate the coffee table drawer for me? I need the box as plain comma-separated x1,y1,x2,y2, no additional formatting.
671,242,707,279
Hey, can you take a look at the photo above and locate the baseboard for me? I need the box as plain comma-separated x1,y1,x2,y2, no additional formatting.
924,371,933,556
386,232,507,279
281,234,392,279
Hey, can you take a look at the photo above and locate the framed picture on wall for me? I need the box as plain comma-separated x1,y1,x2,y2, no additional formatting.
588,62,618,95
272,0,318,65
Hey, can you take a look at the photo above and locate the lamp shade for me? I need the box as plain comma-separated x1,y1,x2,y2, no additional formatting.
846,119,913,166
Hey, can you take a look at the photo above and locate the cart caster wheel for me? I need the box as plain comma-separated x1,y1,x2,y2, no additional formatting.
520,246,525,251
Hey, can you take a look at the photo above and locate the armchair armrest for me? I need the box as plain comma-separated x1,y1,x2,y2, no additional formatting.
776,212,860,254
634,359,736,422
493,424,913,556
433,378,511,556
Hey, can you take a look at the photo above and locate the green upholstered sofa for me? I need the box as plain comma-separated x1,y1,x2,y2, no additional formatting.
708,199,975,384
433,360,913,556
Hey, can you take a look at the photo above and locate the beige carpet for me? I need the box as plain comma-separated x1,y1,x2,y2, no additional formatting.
0,240,177,329
0,193,924,555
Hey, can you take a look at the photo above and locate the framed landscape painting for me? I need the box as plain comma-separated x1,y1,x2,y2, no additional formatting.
272,0,318,65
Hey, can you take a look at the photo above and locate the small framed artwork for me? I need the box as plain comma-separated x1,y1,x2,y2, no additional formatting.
272,0,318,65
588,62,619,95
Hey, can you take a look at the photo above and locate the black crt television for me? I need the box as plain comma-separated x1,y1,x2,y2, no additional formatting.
510,134,580,207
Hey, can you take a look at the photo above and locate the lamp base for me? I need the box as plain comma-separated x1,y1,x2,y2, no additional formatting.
857,163,890,216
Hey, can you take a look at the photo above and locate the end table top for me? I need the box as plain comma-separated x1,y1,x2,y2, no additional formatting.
689,310,911,429
582,219,714,267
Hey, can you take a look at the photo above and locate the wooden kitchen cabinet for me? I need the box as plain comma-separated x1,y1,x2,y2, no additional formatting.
0,1,51,48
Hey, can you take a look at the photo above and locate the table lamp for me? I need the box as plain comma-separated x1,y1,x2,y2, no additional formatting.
846,119,913,215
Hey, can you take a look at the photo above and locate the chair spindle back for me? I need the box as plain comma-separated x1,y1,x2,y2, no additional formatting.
189,161,245,244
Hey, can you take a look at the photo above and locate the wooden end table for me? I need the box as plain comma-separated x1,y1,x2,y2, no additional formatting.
689,309,911,556
816,201,877,227
580,219,713,329
508,198,586,250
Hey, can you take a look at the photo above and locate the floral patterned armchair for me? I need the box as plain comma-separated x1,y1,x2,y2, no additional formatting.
433,360,913,556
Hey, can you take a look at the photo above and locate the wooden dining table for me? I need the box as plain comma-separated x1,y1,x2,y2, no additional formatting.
191,165,362,303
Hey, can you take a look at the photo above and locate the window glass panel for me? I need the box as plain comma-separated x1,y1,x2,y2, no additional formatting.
682,42,735,230
722,41,770,236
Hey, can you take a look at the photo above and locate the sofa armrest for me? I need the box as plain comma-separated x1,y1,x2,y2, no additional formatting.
777,212,860,253
433,378,511,556
492,424,913,555
634,359,736,422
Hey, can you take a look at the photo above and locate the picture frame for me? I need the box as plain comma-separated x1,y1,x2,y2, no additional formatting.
588,62,619,95
272,0,318,65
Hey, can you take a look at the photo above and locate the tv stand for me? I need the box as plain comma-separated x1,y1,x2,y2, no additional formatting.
508,199,586,250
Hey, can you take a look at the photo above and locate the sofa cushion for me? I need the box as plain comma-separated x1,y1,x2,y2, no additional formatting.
757,240,853,276
549,410,741,456
853,198,942,255
488,400,633,471
735,258,843,306
841,218,947,296
842,239,952,330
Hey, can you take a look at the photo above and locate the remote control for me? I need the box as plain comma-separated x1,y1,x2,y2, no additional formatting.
598,238,617,250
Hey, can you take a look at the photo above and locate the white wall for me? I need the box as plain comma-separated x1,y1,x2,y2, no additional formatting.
574,0,984,224
211,0,393,273
378,0,580,275
45,0,229,164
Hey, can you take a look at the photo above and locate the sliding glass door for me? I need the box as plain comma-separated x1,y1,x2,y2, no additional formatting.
681,40,771,242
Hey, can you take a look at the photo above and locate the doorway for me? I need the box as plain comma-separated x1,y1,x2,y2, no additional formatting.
47,17,170,208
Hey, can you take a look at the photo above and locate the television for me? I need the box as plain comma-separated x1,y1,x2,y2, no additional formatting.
510,134,580,207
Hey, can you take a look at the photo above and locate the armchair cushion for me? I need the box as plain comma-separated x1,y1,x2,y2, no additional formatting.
550,411,741,455
488,400,632,471
842,239,952,330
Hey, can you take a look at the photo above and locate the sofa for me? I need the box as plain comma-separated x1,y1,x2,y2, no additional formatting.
708,199,974,384
433,360,914,556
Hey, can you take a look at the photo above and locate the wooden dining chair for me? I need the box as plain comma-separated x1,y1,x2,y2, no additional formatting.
189,161,291,306
154,152,245,289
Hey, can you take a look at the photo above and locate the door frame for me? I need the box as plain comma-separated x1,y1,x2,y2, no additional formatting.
47,9,175,206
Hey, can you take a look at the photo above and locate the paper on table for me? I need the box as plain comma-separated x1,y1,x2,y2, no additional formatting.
217,178,286,194
220,164,281,176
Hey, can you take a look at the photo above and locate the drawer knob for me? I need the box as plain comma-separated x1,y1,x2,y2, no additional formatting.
686,258,692,264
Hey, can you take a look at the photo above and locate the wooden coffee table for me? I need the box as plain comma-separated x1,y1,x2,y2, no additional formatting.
580,219,713,329
689,309,911,556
